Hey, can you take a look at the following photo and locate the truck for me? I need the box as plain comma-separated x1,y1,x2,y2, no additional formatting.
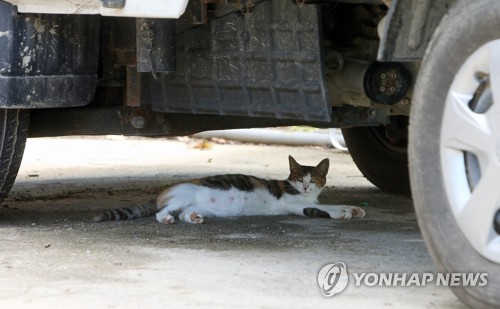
0,0,498,306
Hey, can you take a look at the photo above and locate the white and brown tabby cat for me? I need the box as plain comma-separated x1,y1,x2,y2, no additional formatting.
93,155,366,224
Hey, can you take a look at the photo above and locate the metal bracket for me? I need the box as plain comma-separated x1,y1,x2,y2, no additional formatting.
102,0,126,9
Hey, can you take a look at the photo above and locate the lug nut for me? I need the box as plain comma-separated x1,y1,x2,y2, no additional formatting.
130,115,146,129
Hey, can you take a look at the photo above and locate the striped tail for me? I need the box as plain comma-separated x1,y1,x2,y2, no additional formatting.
92,200,157,222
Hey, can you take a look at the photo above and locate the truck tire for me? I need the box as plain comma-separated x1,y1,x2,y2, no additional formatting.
0,109,29,203
342,125,410,195
409,0,500,307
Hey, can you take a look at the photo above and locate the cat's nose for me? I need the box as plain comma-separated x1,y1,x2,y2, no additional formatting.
303,184,309,190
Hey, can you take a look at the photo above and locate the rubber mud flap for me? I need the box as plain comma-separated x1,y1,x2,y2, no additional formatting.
0,2,99,108
148,0,331,122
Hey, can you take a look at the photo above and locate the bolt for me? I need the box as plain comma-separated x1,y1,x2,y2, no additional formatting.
380,87,386,92
390,73,397,79
130,115,146,129
390,87,396,92
380,73,386,79
368,109,376,119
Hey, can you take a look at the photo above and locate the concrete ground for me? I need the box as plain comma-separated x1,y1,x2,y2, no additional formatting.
0,136,465,308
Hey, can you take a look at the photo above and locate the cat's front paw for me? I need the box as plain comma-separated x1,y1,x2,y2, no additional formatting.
339,206,365,220
340,210,353,220
351,207,366,218
157,214,176,224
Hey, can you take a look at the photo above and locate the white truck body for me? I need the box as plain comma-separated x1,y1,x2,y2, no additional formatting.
4,0,189,18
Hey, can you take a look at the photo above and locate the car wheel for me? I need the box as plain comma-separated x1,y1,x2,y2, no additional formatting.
342,121,410,195
0,109,29,203
409,0,500,307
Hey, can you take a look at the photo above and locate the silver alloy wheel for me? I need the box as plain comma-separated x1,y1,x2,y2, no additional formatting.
441,40,500,263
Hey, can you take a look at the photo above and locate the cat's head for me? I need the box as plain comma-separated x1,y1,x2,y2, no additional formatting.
287,155,329,197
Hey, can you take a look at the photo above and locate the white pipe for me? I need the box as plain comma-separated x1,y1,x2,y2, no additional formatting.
193,128,347,150
329,129,348,151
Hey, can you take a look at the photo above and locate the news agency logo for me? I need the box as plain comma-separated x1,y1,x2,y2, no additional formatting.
317,262,488,297
317,262,349,297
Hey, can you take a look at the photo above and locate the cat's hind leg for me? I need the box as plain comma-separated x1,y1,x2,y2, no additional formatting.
178,207,207,224
156,195,193,224
156,205,178,224
155,184,199,224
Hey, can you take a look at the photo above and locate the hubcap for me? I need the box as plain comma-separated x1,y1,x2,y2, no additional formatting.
441,40,500,264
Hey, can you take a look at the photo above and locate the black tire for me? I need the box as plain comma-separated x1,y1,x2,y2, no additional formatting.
342,125,410,195
410,0,500,307
0,109,29,203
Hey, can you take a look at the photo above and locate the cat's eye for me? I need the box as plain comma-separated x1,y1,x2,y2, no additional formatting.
298,178,303,182
310,178,316,183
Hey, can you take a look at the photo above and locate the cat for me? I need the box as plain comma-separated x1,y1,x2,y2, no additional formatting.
93,155,366,224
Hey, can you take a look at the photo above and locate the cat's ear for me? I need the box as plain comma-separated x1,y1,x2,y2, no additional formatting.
289,155,301,173
315,158,330,176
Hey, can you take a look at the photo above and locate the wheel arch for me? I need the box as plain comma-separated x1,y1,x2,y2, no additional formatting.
378,0,456,61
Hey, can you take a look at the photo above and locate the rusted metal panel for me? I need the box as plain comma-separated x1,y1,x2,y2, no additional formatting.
126,66,141,107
